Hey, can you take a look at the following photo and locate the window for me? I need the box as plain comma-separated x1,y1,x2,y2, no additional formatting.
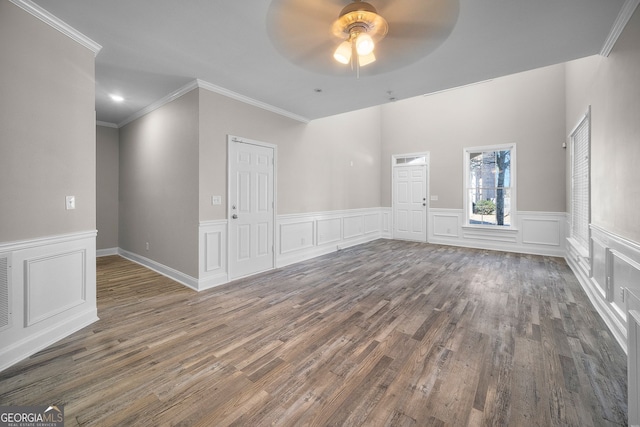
570,111,590,251
465,144,515,227
393,155,427,165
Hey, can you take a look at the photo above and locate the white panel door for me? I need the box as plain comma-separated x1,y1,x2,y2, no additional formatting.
393,165,427,241
229,140,274,279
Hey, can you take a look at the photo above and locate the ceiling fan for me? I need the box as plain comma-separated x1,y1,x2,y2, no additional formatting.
267,0,460,77
330,0,389,75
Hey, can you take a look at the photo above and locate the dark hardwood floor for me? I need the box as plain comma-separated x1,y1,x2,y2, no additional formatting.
0,240,628,426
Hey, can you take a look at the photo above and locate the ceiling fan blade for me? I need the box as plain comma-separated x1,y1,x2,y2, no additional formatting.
267,0,460,76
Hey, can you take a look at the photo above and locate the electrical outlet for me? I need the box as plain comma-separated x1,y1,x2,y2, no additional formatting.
145,242,150,251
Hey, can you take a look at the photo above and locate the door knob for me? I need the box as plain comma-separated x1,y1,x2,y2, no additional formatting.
232,214,238,219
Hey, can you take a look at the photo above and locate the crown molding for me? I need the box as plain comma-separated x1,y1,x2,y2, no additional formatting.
96,121,119,129
117,80,199,128
9,0,102,56
600,0,640,57
196,79,310,124
118,79,310,128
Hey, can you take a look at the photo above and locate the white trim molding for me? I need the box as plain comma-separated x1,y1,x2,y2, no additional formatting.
198,80,310,124
96,121,119,129
600,0,640,57
118,79,310,128
9,0,102,55
118,80,199,128
0,231,98,372
118,249,199,292
429,209,566,257
96,247,118,257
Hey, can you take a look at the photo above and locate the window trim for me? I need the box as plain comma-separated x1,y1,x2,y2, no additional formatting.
463,143,517,229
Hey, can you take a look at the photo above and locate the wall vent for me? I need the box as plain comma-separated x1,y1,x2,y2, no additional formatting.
0,254,10,332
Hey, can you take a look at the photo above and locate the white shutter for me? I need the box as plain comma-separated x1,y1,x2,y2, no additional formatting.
571,113,590,250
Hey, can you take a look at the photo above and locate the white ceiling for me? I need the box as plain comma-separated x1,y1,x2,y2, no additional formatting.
30,0,628,126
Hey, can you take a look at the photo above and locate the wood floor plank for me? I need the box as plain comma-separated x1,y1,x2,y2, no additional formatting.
0,240,628,426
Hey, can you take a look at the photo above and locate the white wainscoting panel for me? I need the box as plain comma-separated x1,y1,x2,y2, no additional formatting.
344,215,365,239
432,212,460,238
25,250,86,326
0,231,98,372
280,221,315,254
380,208,392,238
611,250,640,324
591,236,609,298
198,220,228,291
522,217,560,246
429,209,566,257
277,208,388,268
567,224,640,353
364,212,381,235
317,218,342,246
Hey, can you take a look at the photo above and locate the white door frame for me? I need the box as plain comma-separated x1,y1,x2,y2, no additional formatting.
227,135,277,279
391,152,430,242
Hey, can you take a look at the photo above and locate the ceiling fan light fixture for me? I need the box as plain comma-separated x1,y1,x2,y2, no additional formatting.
358,51,376,67
331,1,388,72
333,41,353,64
355,33,374,56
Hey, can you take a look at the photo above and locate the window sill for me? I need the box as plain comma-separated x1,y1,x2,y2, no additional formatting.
462,224,519,233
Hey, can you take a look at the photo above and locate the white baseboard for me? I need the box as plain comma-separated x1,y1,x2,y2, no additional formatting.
97,247,118,257
118,248,199,291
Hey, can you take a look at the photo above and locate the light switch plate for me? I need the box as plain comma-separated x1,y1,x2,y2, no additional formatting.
65,196,76,210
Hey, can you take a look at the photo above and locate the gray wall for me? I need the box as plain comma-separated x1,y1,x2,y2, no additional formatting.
0,0,96,242
119,90,200,277
198,89,382,219
566,8,640,243
96,125,119,250
379,63,567,213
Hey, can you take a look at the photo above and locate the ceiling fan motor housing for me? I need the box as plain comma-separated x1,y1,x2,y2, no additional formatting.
332,1,388,41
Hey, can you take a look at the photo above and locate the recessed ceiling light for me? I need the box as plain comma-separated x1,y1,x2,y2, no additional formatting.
109,94,124,102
